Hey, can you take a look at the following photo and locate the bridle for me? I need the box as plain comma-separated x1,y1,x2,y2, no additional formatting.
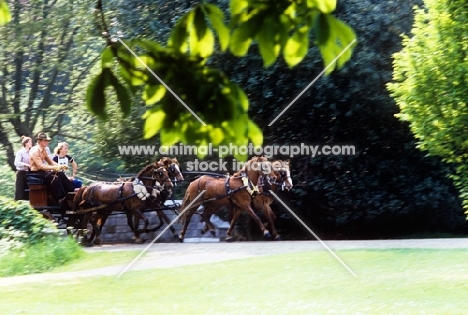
263,166,292,191
167,163,183,185
153,166,173,190
138,166,173,192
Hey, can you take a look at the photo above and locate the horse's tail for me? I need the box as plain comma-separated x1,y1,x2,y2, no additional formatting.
179,179,204,224
178,188,193,225
72,186,87,211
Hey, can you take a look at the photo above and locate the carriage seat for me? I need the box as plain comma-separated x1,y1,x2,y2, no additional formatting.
27,175,44,185
27,175,48,208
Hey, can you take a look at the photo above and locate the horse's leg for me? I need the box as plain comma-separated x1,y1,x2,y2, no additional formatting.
177,191,196,242
125,210,136,239
242,202,272,239
132,210,149,244
86,212,98,244
152,211,165,231
80,212,92,246
178,203,200,242
158,210,178,239
226,207,243,242
94,213,109,245
262,201,280,240
199,205,217,237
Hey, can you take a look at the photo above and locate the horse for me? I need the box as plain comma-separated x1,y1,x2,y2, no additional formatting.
132,157,184,238
79,157,183,245
72,162,173,245
177,156,276,242
157,157,184,184
200,160,293,241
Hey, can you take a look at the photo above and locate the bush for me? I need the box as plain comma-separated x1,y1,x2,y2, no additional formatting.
0,197,84,276
0,165,15,199
0,197,59,245
0,237,83,277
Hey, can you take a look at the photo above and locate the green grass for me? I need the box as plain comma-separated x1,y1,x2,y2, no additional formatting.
50,250,142,273
0,237,84,277
1,248,467,314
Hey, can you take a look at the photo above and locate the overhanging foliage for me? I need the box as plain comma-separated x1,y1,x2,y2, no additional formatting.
86,0,357,159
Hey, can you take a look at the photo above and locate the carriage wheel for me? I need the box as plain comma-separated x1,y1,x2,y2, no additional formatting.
65,214,90,244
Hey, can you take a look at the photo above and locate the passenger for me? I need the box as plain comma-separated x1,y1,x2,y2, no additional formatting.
53,142,82,189
29,132,75,204
14,135,32,200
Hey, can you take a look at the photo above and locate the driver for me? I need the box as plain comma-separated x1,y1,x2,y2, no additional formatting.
29,132,75,205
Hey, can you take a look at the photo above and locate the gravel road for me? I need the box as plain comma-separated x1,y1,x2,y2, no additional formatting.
2,238,467,286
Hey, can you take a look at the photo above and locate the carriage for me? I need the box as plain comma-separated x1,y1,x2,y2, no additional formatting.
28,156,293,245
28,157,183,244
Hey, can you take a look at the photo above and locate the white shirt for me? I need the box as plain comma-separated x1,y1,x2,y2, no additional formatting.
14,147,30,171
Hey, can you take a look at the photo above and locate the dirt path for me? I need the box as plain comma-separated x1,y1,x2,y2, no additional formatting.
2,238,467,286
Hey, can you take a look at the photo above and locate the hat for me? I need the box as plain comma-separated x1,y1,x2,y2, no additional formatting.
36,132,51,141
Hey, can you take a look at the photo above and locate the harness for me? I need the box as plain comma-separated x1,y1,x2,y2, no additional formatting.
200,172,259,211
76,182,137,214
75,165,176,215
133,178,150,200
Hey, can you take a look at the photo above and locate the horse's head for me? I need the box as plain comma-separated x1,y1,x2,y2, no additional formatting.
152,165,174,190
238,156,275,183
157,157,184,183
137,163,174,192
241,156,268,172
271,160,293,191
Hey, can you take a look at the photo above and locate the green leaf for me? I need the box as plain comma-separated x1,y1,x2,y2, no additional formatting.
0,0,11,25
168,14,189,53
160,127,180,146
86,68,112,120
233,83,249,112
307,0,337,13
284,26,310,67
101,46,115,68
143,85,167,106
314,13,330,45
143,109,166,139
247,120,263,146
230,23,253,56
193,7,207,42
315,14,357,74
197,29,215,58
256,16,281,67
189,8,212,57
116,46,148,86
209,127,224,145
203,4,230,51
230,0,248,16
330,16,357,69
108,71,131,117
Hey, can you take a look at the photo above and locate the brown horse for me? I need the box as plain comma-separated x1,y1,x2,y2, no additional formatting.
200,160,293,240
177,156,276,242
132,157,184,238
157,157,184,184
73,162,173,245
80,157,183,245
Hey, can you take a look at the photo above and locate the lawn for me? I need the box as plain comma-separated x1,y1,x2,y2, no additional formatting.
1,249,467,314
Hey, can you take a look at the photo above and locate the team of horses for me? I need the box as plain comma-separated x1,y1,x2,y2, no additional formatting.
72,156,293,245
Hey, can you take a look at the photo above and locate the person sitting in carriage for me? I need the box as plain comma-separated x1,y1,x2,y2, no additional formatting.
53,141,82,189
28,132,75,205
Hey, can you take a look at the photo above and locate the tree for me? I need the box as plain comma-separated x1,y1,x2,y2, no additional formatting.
86,0,357,160
387,0,468,218
0,0,100,171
